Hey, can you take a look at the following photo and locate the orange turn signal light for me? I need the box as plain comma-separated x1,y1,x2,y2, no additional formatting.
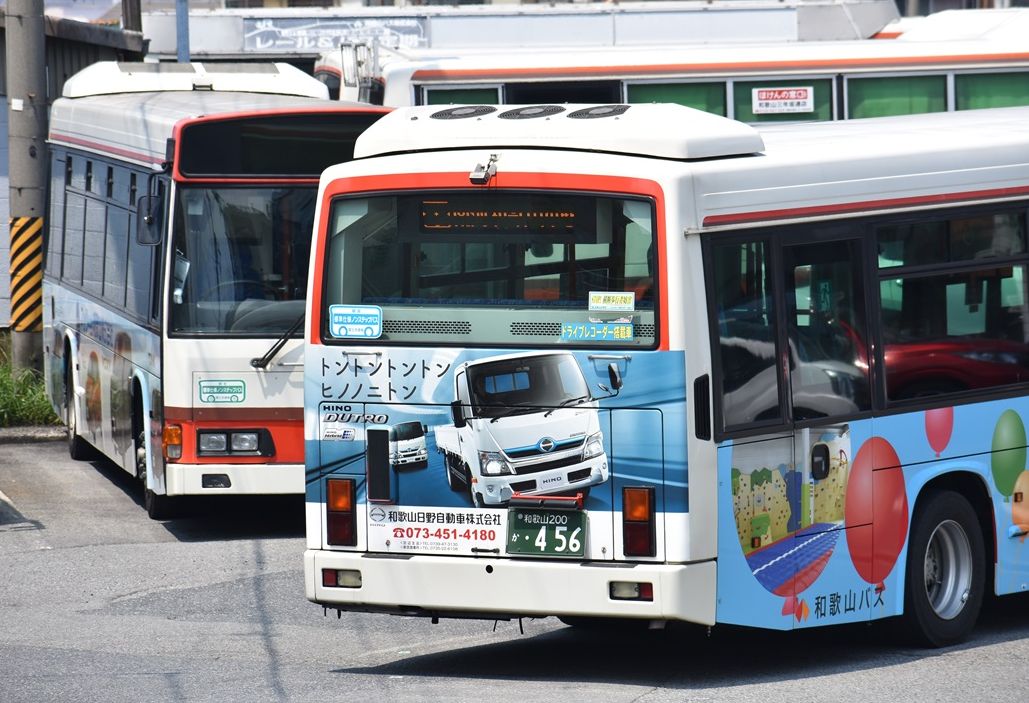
327,478,354,512
624,487,652,522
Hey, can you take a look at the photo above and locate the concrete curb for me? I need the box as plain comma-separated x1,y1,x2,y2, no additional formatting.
0,425,65,443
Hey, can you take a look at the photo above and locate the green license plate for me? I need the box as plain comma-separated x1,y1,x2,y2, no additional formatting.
506,508,586,557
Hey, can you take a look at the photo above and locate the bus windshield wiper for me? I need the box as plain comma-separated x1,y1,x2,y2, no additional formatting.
251,313,304,369
544,395,590,417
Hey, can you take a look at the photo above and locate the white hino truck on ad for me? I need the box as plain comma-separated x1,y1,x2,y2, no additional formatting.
433,351,619,507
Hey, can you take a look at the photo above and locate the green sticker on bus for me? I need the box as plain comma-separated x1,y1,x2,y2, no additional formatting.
198,379,246,404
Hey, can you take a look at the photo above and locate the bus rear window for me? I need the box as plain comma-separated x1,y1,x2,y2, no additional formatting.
178,113,383,177
322,191,657,347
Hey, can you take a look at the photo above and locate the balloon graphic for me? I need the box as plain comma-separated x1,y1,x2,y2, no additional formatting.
924,407,953,457
991,409,1026,499
845,437,909,590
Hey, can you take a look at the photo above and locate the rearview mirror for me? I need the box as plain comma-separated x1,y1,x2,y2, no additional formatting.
136,195,162,246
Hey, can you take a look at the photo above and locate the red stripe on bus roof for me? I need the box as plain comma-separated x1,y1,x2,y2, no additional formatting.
702,185,1029,227
49,132,163,165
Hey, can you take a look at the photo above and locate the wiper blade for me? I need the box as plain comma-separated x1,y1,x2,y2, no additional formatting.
544,395,590,417
251,313,304,370
488,404,534,423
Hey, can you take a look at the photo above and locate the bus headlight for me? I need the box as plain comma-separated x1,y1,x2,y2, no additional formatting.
582,433,605,460
479,451,512,476
230,432,259,452
199,432,228,453
196,429,272,456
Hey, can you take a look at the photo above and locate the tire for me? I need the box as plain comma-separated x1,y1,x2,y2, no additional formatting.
137,428,177,520
903,490,985,647
66,369,95,461
144,488,177,521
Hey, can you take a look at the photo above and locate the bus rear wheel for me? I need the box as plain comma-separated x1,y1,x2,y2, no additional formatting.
903,490,985,647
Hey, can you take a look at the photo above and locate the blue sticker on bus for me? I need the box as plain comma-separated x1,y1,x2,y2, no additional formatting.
329,305,383,339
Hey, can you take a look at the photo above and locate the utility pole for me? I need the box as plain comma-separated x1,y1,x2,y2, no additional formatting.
176,0,190,63
5,0,48,372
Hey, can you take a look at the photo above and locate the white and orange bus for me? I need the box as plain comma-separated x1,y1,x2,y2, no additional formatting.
314,8,1029,122
303,101,1029,647
43,61,388,518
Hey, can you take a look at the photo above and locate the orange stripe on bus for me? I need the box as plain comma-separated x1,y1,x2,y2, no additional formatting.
411,52,1029,81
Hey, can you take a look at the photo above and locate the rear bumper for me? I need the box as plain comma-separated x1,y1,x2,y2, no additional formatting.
165,462,303,495
305,549,716,625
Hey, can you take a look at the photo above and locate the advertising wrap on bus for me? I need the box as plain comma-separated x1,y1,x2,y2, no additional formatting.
309,347,687,560
305,102,1029,647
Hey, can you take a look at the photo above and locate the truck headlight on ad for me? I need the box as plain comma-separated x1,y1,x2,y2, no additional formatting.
582,433,605,460
478,451,513,476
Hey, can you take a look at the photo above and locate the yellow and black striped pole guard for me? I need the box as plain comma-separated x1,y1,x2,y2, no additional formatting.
9,216,44,332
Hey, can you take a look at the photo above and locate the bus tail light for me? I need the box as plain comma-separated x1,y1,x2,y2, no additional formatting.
322,568,362,588
163,424,183,460
327,478,357,546
623,486,656,557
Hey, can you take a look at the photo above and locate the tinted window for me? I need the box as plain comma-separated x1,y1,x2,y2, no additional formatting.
877,210,1029,401
324,192,657,348
103,208,130,306
178,113,384,177
847,75,946,119
878,213,1025,268
783,239,871,419
955,72,1029,110
81,198,107,297
62,193,86,286
126,233,153,318
424,87,500,105
711,239,781,428
45,156,66,276
628,82,726,116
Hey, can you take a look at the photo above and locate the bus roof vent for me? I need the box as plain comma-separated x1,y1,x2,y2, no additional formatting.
568,105,631,119
356,103,765,161
431,105,497,120
61,61,329,100
498,105,566,120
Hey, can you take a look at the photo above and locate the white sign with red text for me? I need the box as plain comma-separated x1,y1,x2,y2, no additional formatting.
366,504,507,555
752,86,815,114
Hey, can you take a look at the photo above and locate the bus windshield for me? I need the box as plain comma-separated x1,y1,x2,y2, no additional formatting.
170,185,315,336
323,191,657,347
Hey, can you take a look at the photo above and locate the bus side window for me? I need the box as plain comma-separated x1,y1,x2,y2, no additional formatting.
878,211,1029,401
783,238,871,420
710,239,782,429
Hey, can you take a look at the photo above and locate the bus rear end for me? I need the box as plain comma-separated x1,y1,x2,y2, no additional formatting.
158,106,389,510
302,104,761,623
